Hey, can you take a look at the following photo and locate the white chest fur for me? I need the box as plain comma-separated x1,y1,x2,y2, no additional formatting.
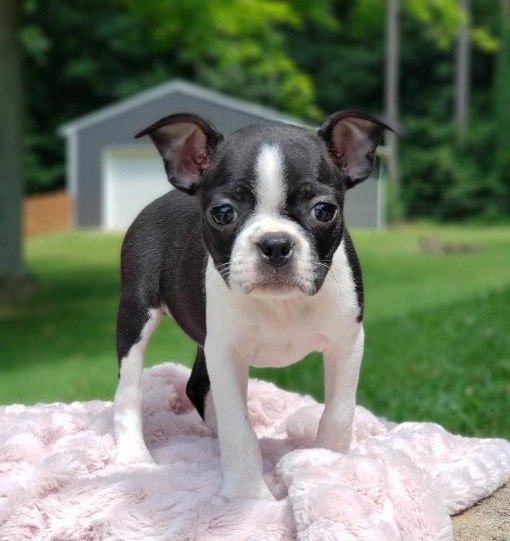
205,239,360,368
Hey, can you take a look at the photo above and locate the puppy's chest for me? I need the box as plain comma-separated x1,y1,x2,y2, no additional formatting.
232,287,358,368
236,304,330,367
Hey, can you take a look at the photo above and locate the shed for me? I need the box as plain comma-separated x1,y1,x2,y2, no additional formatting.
59,80,384,230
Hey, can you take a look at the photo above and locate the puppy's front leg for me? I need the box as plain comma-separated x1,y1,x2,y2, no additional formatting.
315,326,364,453
205,338,271,499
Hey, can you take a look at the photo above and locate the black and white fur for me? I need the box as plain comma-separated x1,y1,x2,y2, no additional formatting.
113,111,390,498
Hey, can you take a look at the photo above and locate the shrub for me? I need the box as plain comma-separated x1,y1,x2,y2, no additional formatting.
401,116,510,221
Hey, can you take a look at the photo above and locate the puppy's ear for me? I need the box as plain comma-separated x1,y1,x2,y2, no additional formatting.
318,111,392,189
135,114,223,194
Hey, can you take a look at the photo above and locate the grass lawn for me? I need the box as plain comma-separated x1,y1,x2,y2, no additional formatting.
1,224,509,440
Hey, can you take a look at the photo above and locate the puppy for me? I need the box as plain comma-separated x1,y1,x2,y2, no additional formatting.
113,111,389,498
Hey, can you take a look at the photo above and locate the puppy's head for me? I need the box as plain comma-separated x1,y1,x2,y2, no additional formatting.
136,111,390,298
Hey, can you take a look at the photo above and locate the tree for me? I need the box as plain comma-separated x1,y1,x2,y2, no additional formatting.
0,0,26,285
120,0,336,120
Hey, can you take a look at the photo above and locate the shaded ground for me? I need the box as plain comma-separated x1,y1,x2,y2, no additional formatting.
453,483,509,540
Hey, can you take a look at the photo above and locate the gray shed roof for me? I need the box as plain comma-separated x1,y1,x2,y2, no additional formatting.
59,80,302,136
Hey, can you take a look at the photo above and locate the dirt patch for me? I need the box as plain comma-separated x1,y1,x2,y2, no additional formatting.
453,483,510,540
24,191,73,237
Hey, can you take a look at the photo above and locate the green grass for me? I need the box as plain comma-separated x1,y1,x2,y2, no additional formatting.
1,224,509,440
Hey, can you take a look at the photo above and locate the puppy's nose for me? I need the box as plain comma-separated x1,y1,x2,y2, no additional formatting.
257,233,294,267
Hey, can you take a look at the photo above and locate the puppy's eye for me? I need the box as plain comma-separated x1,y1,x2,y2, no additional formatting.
311,202,337,223
210,204,238,226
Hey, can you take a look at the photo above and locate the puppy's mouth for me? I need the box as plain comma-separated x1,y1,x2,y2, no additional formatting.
245,282,310,300
229,265,318,298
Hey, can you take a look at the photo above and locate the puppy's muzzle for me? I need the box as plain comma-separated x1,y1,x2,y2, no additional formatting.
256,233,294,268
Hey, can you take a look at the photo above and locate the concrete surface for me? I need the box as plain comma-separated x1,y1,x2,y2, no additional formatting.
453,483,509,540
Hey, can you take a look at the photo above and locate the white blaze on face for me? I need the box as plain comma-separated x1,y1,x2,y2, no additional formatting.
228,144,316,296
255,145,286,215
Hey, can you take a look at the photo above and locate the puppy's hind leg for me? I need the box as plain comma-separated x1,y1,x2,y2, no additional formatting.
114,298,161,464
186,347,217,433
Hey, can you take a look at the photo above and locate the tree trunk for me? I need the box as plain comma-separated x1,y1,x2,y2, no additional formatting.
0,0,26,284
385,0,400,185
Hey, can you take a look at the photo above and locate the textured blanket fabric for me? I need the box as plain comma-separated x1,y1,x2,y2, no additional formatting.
1,363,509,541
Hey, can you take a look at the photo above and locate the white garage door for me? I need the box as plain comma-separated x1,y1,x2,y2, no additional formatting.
103,145,171,230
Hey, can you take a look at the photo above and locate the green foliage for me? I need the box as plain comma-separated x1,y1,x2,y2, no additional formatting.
384,0,509,222
404,0,463,48
493,6,510,161
286,0,385,116
404,0,497,51
120,0,333,120
401,116,510,221
21,0,186,193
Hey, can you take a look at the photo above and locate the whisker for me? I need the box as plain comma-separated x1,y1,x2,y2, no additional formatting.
206,262,231,280
314,261,344,296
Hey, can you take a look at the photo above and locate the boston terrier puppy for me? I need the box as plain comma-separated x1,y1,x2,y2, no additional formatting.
113,111,390,498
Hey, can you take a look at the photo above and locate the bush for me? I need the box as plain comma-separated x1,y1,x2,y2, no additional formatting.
401,116,510,221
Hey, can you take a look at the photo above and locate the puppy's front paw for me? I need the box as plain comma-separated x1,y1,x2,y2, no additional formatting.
115,445,155,466
315,413,352,453
315,430,351,454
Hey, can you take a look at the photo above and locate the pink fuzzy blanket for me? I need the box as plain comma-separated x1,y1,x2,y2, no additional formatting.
1,362,509,541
